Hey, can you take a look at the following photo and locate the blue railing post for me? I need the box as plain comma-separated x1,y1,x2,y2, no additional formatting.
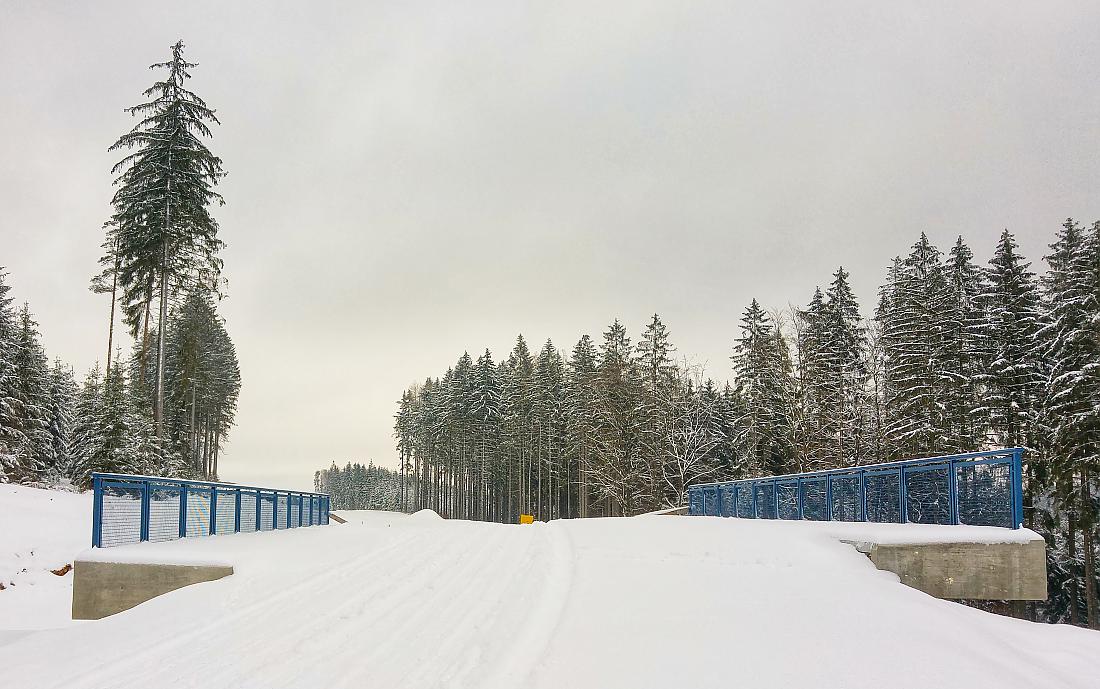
751,482,758,518
234,489,242,533
947,457,960,525
91,475,103,548
825,475,833,521
255,490,262,531
272,492,279,530
179,484,189,538
899,466,908,524
210,488,218,535
139,480,151,542
1012,448,1025,529
796,477,804,520
858,469,867,521
773,479,779,519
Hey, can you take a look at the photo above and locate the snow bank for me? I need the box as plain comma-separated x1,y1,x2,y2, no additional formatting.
0,484,89,632
409,508,443,521
1,490,1098,688
670,514,1043,545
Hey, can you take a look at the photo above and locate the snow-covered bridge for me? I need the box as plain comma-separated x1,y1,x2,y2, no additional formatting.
2,495,1099,689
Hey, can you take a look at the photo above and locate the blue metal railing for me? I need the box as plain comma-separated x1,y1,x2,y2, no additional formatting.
686,448,1025,529
91,473,331,548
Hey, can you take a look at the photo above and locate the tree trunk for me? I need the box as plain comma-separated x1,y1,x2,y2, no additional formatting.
190,382,198,470
155,155,172,438
139,285,153,387
104,236,120,379
155,240,168,436
1082,471,1098,629
1068,511,1080,626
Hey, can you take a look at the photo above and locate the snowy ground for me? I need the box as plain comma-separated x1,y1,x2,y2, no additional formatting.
0,484,89,643
2,486,1099,688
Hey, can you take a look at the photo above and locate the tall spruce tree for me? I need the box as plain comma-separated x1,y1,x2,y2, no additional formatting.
565,335,599,517
731,300,796,476
45,360,78,479
980,230,1044,531
104,41,227,437
0,269,26,477
636,314,677,506
879,234,952,458
942,237,987,451
795,287,829,469
1040,218,1100,628
8,304,53,480
592,320,644,515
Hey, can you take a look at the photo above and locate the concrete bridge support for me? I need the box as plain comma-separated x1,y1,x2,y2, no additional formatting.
72,560,233,620
844,539,1047,601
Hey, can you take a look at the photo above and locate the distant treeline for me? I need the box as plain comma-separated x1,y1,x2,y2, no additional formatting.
315,462,405,512
395,219,1100,628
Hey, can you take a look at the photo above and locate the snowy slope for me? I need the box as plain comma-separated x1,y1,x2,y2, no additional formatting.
0,484,89,636
1,492,1099,688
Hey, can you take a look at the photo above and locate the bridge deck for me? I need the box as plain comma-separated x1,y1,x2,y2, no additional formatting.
3,513,1094,689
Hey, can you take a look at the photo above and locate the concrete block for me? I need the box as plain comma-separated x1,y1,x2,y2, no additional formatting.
72,560,233,620
851,539,1047,601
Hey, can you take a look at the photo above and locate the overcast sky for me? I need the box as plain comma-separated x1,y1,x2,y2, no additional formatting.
2,2,1098,492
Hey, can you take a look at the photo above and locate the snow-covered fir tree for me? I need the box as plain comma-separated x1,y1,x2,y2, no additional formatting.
103,41,227,436
731,300,796,476
44,360,78,480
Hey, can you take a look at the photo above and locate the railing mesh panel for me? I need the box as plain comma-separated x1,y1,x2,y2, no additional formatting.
290,496,301,528
865,472,901,523
149,487,182,542
186,490,212,536
755,483,777,519
800,479,827,520
276,495,288,529
957,463,1012,528
736,485,755,518
830,475,862,521
703,487,719,516
215,491,236,534
688,490,704,516
239,493,258,532
777,483,799,519
906,467,950,524
260,494,275,531
101,485,142,547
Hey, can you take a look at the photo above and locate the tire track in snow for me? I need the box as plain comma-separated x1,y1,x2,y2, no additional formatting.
56,527,433,689
480,521,574,689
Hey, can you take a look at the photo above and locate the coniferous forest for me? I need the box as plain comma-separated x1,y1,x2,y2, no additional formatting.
394,221,1100,627
314,462,406,512
0,42,240,489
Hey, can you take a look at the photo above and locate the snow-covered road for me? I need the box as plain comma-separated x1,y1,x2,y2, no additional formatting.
3,494,1100,688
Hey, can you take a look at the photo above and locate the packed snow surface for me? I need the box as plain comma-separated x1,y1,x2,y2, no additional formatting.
0,484,89,637
2,487,1099,689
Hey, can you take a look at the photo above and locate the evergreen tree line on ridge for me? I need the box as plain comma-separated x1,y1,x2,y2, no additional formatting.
315,462,405,512
393,220,1100,628
0,41,240,488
